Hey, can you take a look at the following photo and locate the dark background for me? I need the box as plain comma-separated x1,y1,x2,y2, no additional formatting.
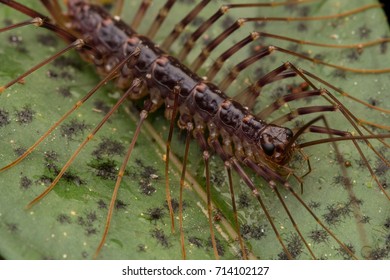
379,0,390,25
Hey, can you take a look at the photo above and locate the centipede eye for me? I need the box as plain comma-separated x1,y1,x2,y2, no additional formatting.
262,142,275,156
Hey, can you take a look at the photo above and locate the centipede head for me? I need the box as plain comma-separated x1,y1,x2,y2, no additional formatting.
259,124,295,165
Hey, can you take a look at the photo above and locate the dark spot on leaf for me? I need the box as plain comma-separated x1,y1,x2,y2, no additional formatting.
137,244,147,252
297,23,307,32
58,87,72,98
46,70,58,79
86,211,97,223
146,207,165,223
241,224,267,240
369,247,389,260
360,215,371,224
15,105,35,125
93,100,111,114
92,138,125,159
332,175,351,188
36,175,53,186
332,69,347,79
115,199,127,210
151,228,170,248
336,243,356,260
347,50,360,61
308,201,321,209
85,227,97,236
238,193,250,208
44,150,58,162
207,237,225,257
88,159,119,180
277,233,303,260
384,217,390,229
358,25,372,39
57,214,72,224
323,202,352,226
60,119,90,140
36,34,58,47
53,56,82,69
0,109,10,127
308,229,328,244
20,176,32,190
188,236,203,248
97,199,107,209
374,159,389,176
14,147,27,157
165,198,186,213
6,223,18,233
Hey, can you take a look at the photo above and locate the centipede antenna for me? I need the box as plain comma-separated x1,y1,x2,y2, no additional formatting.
225,161,247,260
271,105,336,126
165,86,181,234
146,0,176,40
284,63,390,198
178,122,193,260
290,114,371,257
0,49,140,172
131,0,152,30
94,82,149,258
0,38,84,93
26,79,143,210
161,0,211,50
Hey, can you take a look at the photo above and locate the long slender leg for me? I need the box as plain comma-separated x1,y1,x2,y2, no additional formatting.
94,88,151,258
0,48,141,172
131,0,152,30
224,161,247,259
206,32,390,82
188,4,382,72
161,0,211,50
178,122,193,259
26,78,144,209
210,138,293,259
176,1,315,61
193,128,219,259
0,39,84,93
146,0,176,40
165,86,181,233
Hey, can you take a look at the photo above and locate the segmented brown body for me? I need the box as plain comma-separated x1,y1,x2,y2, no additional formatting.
0,0,389,260
67,1,294,184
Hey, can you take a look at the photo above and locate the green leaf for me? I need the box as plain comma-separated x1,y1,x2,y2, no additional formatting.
0,0,389,260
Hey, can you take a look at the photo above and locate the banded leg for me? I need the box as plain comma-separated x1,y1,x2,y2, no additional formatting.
193,127,220,259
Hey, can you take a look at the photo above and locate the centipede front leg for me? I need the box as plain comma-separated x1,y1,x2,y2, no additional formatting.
0,0,389,260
